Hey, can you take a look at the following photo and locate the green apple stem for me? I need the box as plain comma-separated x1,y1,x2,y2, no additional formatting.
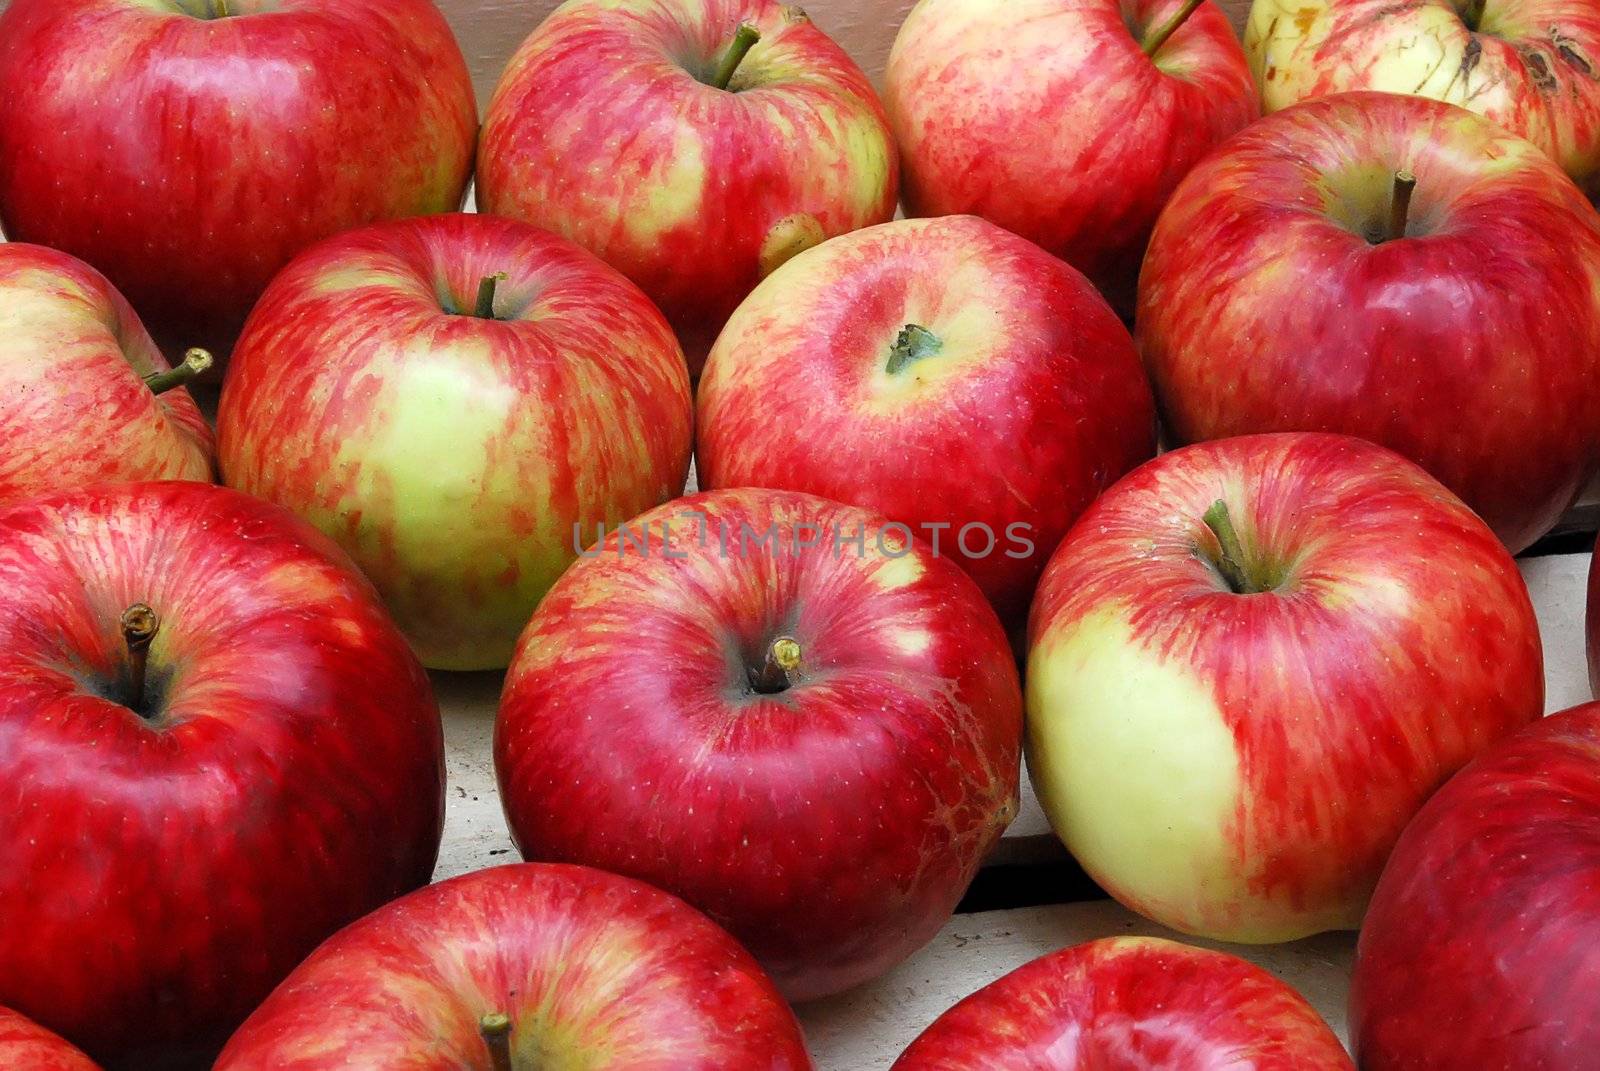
1201,500,1258,595
884,323,943,375
120,603,159,712
750,636,802,694
142,348,213,396
480,1013,513,1071
711,23,762,90
474,273,507,320
1388,170,1417,241
1460,0,1486,30
1142,0,1207,57
212,0,231,17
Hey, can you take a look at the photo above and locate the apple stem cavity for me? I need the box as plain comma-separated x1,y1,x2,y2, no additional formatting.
711,23,762,90
480,1012,513,1071
1387,170,1417,242
750,635,802,695
1201,500,1260,595
1142,0,1207,57
473,273,508,320
142,347,213,396
120,603,159,712
885,324,943,375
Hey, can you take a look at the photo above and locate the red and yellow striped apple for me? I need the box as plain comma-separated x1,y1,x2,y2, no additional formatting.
0,0,477,361
892,937,1353,1069
0,482,445,1068
697,216,1156,629
215,864,812,1071
0,1008,99,1071
1352,702,1600,1068
1246,0,1600,191
496,488,1022,1001
1026,433,1543,944
886,0,1258,314
0,243,212,507
477,0,898,373
1138,92,1600,553
217,213,693,671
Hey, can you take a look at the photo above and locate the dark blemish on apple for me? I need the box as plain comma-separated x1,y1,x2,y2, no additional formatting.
1460,36,1482,81
1520,47,1558,91
1551,27,1596,78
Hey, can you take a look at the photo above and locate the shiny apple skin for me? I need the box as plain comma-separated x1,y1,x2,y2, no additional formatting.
0,0,477,360
1026,433,1544,944
217,213,693,671
892,936,1352,1070
1138,92,1600,554
886,0,1258,315
496,488,1023,1001
0,1008,100,1071
477,0,898,374
0,243,212,506
697,216,1156,628
1247,0,1600,191
1351,703,1600,1069
0,482,445,1068
215,863,813,1071
1590,536,1600,695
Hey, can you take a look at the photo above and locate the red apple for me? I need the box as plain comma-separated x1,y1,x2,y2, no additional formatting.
477,0,898,373
1027,433,1543,943
1246,0,1600,192
0,1008,99,1071
0,481,445,1068
0,243,212,506
1137,91,1600,553
892,936,1353,1069
1351,702,1600,1068
0,0,477,360
1588,535,1600,695
495,487,1023,1001
214,863,812,1070
217,213,693,671
885,0,1258,314
696,215,1156,628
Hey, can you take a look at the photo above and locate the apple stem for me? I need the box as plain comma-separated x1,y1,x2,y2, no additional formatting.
1461,0,1486,30
1142,0,1207,57
480,1013,513,1071
473,273,507,320
1201,500,1258,595
120,603,159,711
750,636,802,694
142,348,213,396
1388,171,1417,241
711,23,762,90
212,0,231,17
885,324,943,375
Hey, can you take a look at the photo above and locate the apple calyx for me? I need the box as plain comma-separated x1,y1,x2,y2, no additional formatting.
1142,0,1207,58
1386,171,1417,243
142,347,213,396
473,272,508,320
1200,500,1266,595
711,23,762,90
750,635,803,694
479,1012,513,1071
120,603,160,713
885,324,943,375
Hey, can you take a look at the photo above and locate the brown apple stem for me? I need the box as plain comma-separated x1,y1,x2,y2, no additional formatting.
1142,0,1207,57
750,636,802,694
885,323,943,375
480,1013,513,1071
1388,171,1417,241
120,604,159,711
142,348,213,396
473,273,507,320
711,23,762,90
1201,500,1257,595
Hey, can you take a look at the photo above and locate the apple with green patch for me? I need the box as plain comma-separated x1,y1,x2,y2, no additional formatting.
1026,432,1543,943
477,0,898,373
217,213,693,671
